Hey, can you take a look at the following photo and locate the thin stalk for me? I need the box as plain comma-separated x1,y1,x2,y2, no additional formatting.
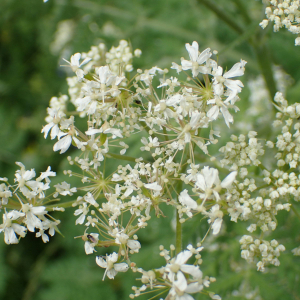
197,0,244,34
175,210,182,255
106,152,139,162
252,42,277,100
46,200,75,210
175,151,189,254
232,0,252,25
291,204,300,222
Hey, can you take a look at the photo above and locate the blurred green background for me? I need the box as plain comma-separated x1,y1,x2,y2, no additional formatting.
1,0,300,299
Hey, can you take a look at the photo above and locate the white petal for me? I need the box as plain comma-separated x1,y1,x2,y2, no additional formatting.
5,227,18,244
212,218,223,235
197,47,211,65
220,106,233,127
181,59,193,70
181,264,202,278
179,190,197,210
223,60,246,79
53,135,72,154
186,41,199,62
127,239,141,251
144,182,162,191
70,53,81,67
185,282,203,293
50,124,60,140
196,174,206,191
96,256,107,268
106,269,118,279
175,250,193,265
41,123,54,139
85,241,95,254
114,262,129,272
85,128,102,135
174,271,188,292
207,105,219,120
221,171,237,188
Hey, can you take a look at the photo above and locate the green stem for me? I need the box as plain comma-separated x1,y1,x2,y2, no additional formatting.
46,200,75,210
232,0,252,25
106,152,140,163
197,0,244,34
291,204,300,222
252,42,277,100
175,154,189,254
175,210,182,254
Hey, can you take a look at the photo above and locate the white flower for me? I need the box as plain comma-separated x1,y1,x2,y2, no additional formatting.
179,190,197,217
96,66,125,103
54,181,77,197
127,239,141,253
168,271,203,300
53,129,86,154
114,231,141,253
74,203,89,225
14,162,37,198
0,183,12,205
0,210,26,244
84,233,99,254
36,229,49,243
21,203,47,232
37,166,56,182
41,108,64,140
85,127,123,139
63,53,91,80
207,204,223,235
195,167,237,202
196,167,220,201
96,252,129,280
213,60,247,96
207,85,235,127
83,192,99,207
140,136,160,151
166,249,202,283
181,41,212,77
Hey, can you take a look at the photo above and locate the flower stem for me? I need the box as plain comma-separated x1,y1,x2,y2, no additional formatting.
175,154,188,254
175,209,182,254
291,204,300,222
106,152,148,163
197,0,244,34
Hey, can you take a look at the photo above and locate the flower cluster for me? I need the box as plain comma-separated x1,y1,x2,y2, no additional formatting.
240,236,285,272
260,0,300,45
0,162,72,244
3,37,300,300
130,244,221,300
38,40,249,298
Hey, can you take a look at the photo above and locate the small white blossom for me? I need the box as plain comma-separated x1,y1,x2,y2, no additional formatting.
96,252,129,280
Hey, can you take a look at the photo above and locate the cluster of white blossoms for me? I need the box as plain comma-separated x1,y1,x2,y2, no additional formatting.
0,162,74,244
130,244,221,300
240,236,285,272
39,39,248,298
260,0,300,45
3,38,300,299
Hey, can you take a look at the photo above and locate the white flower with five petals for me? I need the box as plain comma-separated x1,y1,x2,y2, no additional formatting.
63,53,91,80
96,252,129,280
181,41,212,77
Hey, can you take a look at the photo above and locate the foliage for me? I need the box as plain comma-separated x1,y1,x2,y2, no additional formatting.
1,0,300,300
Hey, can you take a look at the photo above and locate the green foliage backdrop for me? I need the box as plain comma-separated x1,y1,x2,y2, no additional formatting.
1,0,300,299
